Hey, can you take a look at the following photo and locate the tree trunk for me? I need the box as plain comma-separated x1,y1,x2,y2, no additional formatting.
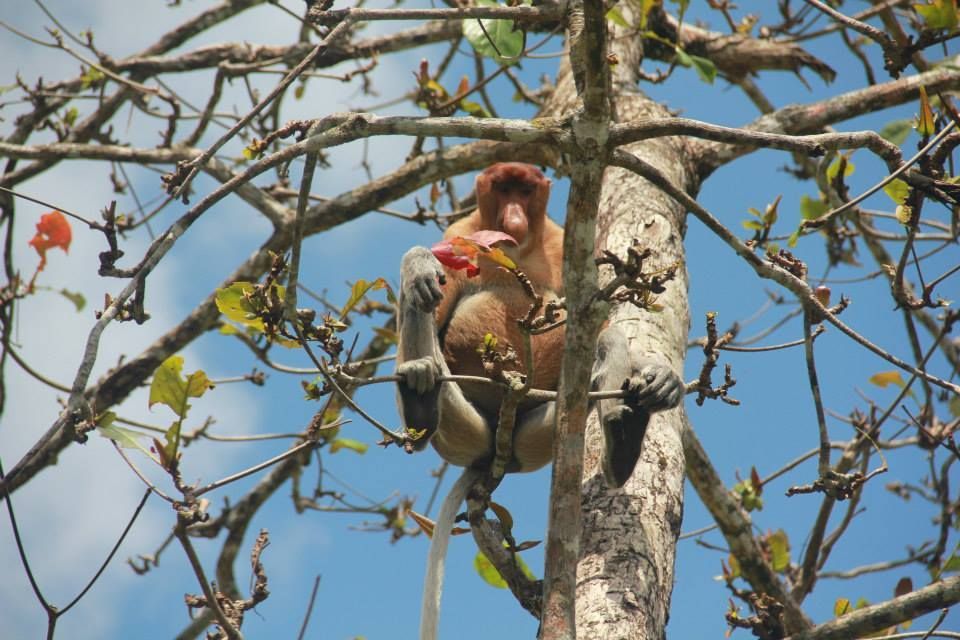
541,15,695,639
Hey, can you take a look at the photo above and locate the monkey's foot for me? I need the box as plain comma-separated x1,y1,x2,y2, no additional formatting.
601,405,650,488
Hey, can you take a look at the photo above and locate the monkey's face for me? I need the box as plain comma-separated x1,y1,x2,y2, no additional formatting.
476,163,551,251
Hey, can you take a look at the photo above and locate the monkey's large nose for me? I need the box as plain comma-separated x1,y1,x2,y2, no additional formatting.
499,203,528,244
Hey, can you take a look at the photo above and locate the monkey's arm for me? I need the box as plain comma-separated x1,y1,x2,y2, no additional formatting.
396,247,492,462
592,324,684,487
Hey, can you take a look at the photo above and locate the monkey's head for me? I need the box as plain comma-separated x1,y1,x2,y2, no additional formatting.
475,163,551,251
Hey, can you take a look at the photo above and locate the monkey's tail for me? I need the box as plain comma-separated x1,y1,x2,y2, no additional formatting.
420,467,481,640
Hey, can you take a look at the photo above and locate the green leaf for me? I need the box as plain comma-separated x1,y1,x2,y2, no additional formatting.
64,107,79,127
741,219,764,231
762,195,781,226
475,551,508,588
459,99,491,118
942,554,960,572
883,178,910,205
161,421,182,469
463,0,526,63
58,288,86,311
826,156,855,181
688,54,717,84
149,355,213,418
915,0,959,31
606,7,631,28
474,548,536,589
879,119,913,145
949,394,960,417
330,438,368,454
215,282,284,332
767,530,790,572
799,194,829,221
340,278,389,319
80,66,105,90
787,228,802,248
216,282,262,330
733,478,763,512
97,414,159,461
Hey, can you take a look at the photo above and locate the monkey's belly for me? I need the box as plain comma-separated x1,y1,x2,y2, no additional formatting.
441,290,563,417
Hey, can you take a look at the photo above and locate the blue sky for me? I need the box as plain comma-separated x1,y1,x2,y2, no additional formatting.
1,1,956,639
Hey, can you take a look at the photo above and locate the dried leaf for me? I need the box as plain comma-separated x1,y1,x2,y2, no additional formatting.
29,211,72,272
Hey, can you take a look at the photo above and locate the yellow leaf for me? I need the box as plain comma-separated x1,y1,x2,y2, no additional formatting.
483,246,517,270
916,86,936,137
883,178,910,205
869,371,906,389
834,597,851,617
475,551,508,588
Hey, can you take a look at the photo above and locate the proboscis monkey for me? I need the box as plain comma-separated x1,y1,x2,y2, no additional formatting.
396,163,683,640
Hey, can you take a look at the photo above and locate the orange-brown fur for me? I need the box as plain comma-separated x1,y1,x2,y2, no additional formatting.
435,164,564,417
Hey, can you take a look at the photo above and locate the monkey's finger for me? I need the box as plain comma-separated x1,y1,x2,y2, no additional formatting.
413,279,443,311
415,361,438,393
398,358,439,394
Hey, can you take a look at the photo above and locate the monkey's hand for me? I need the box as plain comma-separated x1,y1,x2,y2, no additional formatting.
401,247,445,313
397,356,441,394
396,355,442,451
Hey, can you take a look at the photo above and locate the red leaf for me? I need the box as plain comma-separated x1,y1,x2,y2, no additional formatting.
431,231,516,277
432,239,479,276
466,230,517,249
28,210,72,272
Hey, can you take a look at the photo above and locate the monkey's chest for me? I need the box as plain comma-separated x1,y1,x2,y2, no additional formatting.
441,288,564,403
